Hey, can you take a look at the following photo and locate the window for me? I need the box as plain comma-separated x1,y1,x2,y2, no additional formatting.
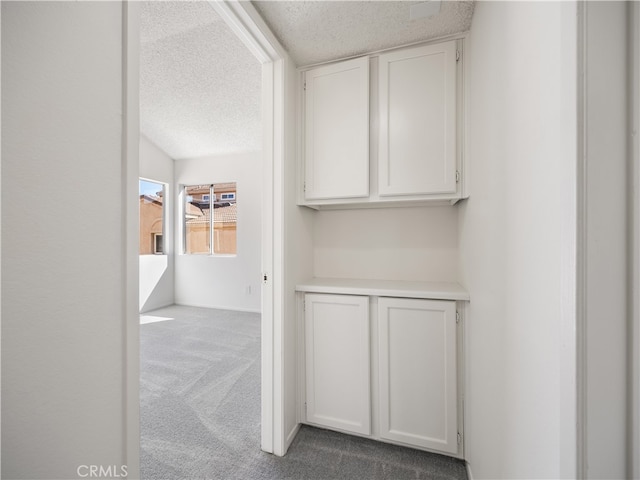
153,233,163,254
184,183,237,255
139,179,165,255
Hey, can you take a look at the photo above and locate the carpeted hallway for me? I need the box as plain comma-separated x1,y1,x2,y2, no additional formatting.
140,305,467,480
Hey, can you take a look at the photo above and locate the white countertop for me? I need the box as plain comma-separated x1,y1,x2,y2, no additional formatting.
295,277,469,301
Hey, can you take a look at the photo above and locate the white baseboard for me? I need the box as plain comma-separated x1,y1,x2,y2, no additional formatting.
285,423,301,453
174,301,261,314
139,300,174,314
466,461,474,480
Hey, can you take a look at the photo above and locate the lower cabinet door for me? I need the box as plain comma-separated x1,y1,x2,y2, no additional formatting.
378,297,457,454
305,293,371,435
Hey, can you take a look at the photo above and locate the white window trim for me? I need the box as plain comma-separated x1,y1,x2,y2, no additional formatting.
183,183,237,256
139,177,167,257
153,233,163,255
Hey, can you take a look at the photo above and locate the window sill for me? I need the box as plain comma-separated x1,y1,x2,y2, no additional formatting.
180,253,237,258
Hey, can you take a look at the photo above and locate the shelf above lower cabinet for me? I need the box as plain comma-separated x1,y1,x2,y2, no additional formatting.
296,278,469,302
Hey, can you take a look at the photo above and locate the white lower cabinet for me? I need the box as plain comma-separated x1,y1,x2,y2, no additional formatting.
302,289,462,457
304,293,371,435
378,297,458,454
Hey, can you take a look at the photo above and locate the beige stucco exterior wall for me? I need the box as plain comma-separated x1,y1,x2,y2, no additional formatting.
139,197,163,255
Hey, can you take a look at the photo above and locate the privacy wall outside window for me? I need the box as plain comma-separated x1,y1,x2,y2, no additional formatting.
184,183,237,255
139,179,165,255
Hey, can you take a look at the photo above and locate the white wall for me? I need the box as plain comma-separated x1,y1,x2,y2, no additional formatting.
139,135,175,312
174,152,262,312
2,2,131,478
314,206,458,282
583,2,629,477
458,2,577,478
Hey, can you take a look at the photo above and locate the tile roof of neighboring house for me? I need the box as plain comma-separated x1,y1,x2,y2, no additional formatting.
186,204,237,225
140,194,163,205
214,204,237,223
185,202,203,217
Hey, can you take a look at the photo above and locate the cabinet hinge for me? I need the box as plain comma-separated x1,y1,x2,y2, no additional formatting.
456,170,460,183
456,311,461,324
304,81,307,91
457,432,462,445
456,50,461,62
263,273,268,283
303,181,306,193
303,298,306,312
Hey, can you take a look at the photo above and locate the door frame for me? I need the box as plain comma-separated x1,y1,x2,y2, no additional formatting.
124,2,141,476
123,1,288,475
208,0,288,456
629,3,640,477
577,2,639,477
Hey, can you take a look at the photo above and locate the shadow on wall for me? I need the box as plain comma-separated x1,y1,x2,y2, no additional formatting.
140,255,171,313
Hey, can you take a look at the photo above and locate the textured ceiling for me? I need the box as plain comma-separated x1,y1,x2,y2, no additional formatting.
139,1,473,160
140,1,261,160
252,0,475,66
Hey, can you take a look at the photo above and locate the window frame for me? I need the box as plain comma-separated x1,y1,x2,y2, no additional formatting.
153,233,163,254
139,178,167,256
182,182,237,256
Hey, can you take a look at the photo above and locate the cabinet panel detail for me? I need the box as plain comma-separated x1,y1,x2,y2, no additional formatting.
305,293,371,435
304,57,369,200
378,41,457,196
378,297,457,453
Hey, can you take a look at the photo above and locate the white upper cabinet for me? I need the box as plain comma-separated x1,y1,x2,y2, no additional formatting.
300,39,464,209
378,41,457,197
304,57,370,200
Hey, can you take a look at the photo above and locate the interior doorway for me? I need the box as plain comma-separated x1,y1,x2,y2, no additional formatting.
126,1,287,476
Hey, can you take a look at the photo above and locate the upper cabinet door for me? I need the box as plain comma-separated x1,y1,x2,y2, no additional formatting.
304,57,369,200
378,41,457,197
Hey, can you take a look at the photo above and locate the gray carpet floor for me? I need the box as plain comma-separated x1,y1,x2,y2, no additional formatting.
140,305,468,480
